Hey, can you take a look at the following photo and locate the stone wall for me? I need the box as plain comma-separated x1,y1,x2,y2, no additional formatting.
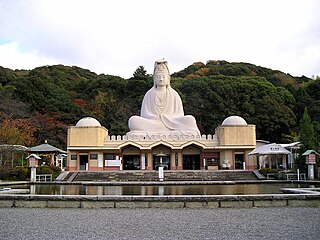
68,126,108,147
1,194,320,208
216,125,256,146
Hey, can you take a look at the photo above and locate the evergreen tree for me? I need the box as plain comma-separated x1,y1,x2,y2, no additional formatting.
299,107,316,150
133,66,147,78
297,107,317,171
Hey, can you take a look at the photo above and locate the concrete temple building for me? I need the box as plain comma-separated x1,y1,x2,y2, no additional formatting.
67,60,256,171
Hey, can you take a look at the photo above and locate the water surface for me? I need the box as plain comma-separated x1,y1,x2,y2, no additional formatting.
9,183,314,195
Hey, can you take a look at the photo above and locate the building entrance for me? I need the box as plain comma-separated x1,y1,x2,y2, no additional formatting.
123,155,141,170
183,155,200,170
153,155,170,170
79,155,88,170
235,154,244,169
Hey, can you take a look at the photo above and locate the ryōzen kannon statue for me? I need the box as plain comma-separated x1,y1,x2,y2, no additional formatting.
127,59,200,137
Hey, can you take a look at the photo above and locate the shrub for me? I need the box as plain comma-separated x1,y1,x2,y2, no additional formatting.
0,166,29,181
13,166,29,180
50,165,62,179
37,165,53,174
0,166,13,180
259,168,279,177
0,165,61,181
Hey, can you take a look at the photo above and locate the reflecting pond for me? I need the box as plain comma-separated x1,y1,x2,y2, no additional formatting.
8,183,315,195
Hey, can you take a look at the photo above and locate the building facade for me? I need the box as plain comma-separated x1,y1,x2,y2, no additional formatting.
67,116,257,171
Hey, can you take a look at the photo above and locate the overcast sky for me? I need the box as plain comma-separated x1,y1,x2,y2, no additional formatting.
0,0,319,79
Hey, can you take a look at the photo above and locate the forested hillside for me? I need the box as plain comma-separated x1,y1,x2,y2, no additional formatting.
0,61,319,150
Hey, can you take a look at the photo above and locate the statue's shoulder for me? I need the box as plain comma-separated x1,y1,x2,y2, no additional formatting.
168,87,181,96
142,87,155,103
144,87,155,96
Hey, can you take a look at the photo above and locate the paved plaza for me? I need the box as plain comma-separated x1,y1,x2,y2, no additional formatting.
0,207,319,239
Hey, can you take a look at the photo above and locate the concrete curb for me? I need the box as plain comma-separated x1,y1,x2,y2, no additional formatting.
1,193,320,208
1,179,319,186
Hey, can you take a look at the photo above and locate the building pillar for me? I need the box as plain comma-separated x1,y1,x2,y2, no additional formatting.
220,151,232,169
170,152,178,170
282,155,287,170
227,151,235,169
51,154,54,166
141,153,146,170
177,152,183,170
77,153,80,171
146,152,153,170
87,152,90,171
244,150,256,170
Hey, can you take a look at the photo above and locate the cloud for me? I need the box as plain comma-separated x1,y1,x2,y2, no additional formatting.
0,0,319,78
0,42,58,70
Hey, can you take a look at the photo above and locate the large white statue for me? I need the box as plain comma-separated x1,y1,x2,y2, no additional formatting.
127,59,200,137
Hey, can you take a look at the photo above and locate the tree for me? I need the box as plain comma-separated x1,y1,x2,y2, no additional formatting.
0,116,36,166
0,86,31,118
0,116,36,146
312,75,320,80
133,66,147,78
31,113,68,148
296,107,317,171
109,123,127,136
178,75,296,142
0,61,316,153
91,91,117,128
299,107,316,150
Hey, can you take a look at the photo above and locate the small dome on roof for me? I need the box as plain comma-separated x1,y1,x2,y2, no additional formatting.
76,117,101,127
222,116,247,126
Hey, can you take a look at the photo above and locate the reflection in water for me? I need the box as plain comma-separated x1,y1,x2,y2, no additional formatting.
158,186,164,195
12,183,313,196
30,185,35,195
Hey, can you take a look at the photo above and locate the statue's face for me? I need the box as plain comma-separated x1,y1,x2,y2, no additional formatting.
154,73,169,87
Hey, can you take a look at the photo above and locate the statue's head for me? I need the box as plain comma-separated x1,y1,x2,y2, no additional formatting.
153,59,170,88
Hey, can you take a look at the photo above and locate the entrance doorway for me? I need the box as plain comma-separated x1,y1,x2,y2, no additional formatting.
183,155,200,170
153,155,170,170
235,154,244,169
79,155,88,170
123,155,140,170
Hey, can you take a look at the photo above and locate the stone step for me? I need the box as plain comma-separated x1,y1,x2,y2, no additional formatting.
71,170,258,182
67,172,79,182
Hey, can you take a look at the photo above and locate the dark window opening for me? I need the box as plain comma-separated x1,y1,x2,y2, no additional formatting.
123,155,140,170
183,155,200,170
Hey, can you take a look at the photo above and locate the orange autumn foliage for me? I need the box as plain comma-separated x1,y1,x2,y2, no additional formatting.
0,116,36,146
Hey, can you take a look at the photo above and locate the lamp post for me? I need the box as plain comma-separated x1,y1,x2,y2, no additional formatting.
27,154,40,183
29,156,37,183
302,150,319,180
156,152,166,181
